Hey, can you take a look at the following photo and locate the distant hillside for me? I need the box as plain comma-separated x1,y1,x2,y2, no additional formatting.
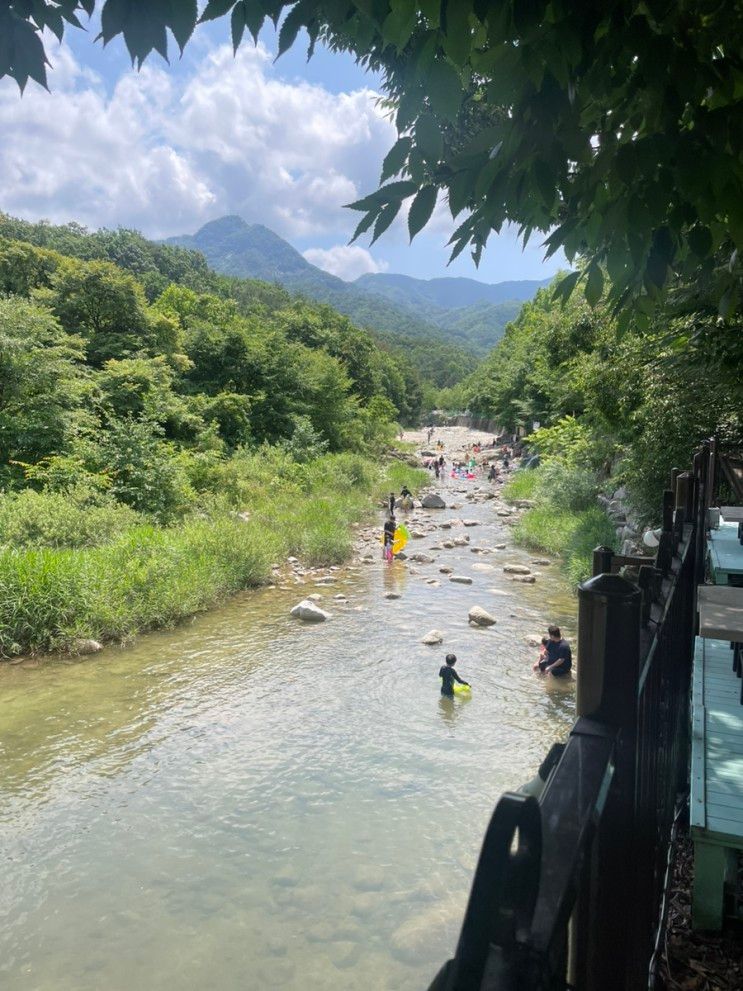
167,217,549,354
355,272,550,353
355,272,550,309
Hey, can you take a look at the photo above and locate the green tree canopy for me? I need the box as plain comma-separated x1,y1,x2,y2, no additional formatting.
3,1,742,318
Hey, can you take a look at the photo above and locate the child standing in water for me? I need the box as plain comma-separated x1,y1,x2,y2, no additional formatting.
382,515,396,562
439,653,470,697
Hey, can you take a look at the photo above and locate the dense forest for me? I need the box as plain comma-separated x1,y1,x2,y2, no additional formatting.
0,214,430,656
453,274,743,522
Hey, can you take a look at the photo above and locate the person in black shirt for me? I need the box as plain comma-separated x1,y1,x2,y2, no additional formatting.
540,626,572,677
439,653,470,696
388,491,396,515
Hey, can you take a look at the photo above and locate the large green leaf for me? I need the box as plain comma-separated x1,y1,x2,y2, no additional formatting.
408,185,437,240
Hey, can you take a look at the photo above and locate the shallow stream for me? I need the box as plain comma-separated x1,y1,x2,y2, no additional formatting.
1,447,576,991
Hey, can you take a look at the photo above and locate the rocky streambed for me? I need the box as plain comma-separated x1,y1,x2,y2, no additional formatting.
0,427,577,991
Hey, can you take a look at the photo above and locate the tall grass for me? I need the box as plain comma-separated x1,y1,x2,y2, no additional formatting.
0,453,430,656
505,468,617,589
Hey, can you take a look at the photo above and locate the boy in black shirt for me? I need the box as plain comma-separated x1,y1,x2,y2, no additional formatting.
439,653,470,697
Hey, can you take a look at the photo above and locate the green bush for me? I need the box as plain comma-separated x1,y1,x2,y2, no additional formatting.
0,488,145,549
513,505,617,588
535,461,599,512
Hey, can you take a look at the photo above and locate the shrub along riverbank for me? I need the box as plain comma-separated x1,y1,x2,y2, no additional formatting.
503,467,617,589
0,451,427,658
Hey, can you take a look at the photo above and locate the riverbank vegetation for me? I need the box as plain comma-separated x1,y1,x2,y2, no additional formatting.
457,270,743,582
0,218,430,656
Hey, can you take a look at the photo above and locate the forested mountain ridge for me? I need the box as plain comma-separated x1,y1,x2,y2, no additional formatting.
354,272,550,309
0,211,477,393
167,215,455,344
167,216,543,355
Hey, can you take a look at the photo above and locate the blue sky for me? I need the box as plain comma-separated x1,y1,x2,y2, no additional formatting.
0,15,565,284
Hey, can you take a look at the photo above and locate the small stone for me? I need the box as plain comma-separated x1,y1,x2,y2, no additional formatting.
307,593,322,601
453,537,470,547
468,606,497,627
384,591,401,600
439,566,453,574
438,522,452,530
462,520,480,527
449,575,473,585
493,543,507,550
511,575,537,584
409,553,434,564
421,629,444,644
410,530,426,539
503,564,532,574
531,559,551,566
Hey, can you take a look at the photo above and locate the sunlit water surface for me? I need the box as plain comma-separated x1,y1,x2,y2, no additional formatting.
1,480,576,991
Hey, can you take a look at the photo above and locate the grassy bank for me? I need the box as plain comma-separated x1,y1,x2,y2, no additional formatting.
0,451,427,657
503,468,617,588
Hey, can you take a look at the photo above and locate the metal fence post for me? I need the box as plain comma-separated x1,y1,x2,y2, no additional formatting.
573,573,642,990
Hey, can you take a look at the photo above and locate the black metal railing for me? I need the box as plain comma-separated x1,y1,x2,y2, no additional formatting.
426,443,713,991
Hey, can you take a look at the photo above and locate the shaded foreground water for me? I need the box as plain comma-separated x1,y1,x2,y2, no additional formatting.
0,469,576,991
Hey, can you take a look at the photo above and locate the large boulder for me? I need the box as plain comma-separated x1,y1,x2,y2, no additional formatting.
421,493,446,509
290,599,331,622
421,629,444,645
468,606,497,627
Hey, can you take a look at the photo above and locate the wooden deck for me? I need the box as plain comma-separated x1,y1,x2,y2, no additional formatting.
708,522,743,584
690,636,743,929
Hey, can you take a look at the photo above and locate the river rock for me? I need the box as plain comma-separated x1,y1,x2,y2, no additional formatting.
438,521,452,529
410,530,426,539
449,575,473,585
511,575,537,584
493,543,507,549
307,593,323,601
453,537,470,547
73,639,103,655
384,591,401,599
531,559,552,566
497,509,512,517
421,629,444,644
462,519,480,527
395,551,408,560
503,564,531,574
290,599,331,622
409,552,434,564
441,540,455,549
439,566,453,574
524,635,542,647
468,606,497,626
421,494,446,509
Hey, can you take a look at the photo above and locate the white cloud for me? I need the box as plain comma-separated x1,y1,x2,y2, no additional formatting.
303,244,388,281
0,39,395,242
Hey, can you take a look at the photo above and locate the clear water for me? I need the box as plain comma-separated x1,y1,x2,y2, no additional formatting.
0,480,576,991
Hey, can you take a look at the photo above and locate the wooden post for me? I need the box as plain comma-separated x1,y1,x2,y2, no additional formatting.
657,489,675,573
573,574,642,990
592,545,614,577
